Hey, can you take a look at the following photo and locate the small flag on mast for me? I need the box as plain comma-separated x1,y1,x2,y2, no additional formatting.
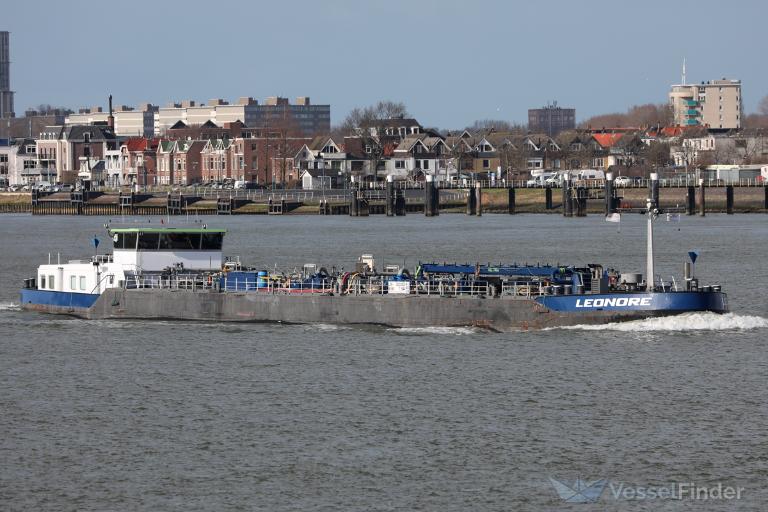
605,213,621,223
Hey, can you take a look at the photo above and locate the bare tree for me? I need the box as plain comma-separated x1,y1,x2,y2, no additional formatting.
339,100,410,135
759,95,768,116
581,103,673,129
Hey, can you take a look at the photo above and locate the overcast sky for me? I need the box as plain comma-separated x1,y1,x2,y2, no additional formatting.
4,0,767,128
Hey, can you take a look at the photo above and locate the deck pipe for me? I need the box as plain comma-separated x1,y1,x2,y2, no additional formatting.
698,178,706,216
604,172,615,215
726,185,734,214
686,186,695,215
386,175,395,216
508,187,515,214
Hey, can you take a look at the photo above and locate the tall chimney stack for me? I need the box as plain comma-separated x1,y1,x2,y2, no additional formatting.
107,94,114,130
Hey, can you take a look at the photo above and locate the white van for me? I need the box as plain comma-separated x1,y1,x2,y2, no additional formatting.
577,169,605,181
526,172,557,187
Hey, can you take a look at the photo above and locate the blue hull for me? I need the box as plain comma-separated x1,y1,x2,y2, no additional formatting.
536,291,727,313
20,289,101,311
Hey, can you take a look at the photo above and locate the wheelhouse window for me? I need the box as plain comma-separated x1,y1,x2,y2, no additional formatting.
159,232,203,250
201,232,223,250
40,275,46,289
70,276,77,290
113,232,138,250
79,276,86,291
137,233,160,250
48,275,55,289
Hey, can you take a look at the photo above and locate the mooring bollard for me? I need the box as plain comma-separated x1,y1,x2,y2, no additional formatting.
508,187,515,214
686,186,695,215
698,178,706,217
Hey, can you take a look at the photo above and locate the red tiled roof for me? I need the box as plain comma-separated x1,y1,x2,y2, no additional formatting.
592,133,624,148
125,137,160,151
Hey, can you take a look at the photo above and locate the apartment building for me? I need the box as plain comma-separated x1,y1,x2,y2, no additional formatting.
669,79,742,130
155,96,330,136
528,102,575,137
66,103,157,137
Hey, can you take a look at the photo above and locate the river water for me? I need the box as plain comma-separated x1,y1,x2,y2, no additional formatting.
1,213,767,511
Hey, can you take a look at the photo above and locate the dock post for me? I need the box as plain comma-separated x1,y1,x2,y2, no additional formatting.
395,190,406,216
649,173,660,210
508,187,515,214
726,185,734,214
604,172,615,214
433,176,440,216
386,175,395,216
475,182,482,217
424,174,436,216
764,185,768,210
575,187,587,217
698,178,706,217
349,177,358,217
562,175,573,217
686,186,695,215
466,187,476,215
545,186,553,210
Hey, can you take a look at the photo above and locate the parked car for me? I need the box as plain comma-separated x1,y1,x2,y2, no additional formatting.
614,176,632,187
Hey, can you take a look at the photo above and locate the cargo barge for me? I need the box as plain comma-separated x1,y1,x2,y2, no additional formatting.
19,203,727,330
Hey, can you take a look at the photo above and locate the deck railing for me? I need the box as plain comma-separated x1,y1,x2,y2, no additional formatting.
123,274,497,298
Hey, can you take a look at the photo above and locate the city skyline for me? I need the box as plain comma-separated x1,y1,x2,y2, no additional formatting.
3,0,767,129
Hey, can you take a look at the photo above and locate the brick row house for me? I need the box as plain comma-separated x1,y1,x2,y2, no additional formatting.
21,114,717,188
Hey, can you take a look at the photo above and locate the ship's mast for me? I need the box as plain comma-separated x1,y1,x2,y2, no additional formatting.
646,172,659,291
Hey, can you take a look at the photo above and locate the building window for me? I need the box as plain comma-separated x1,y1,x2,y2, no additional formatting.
482,159,490,169
395,160,405,169
423,160,430,170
